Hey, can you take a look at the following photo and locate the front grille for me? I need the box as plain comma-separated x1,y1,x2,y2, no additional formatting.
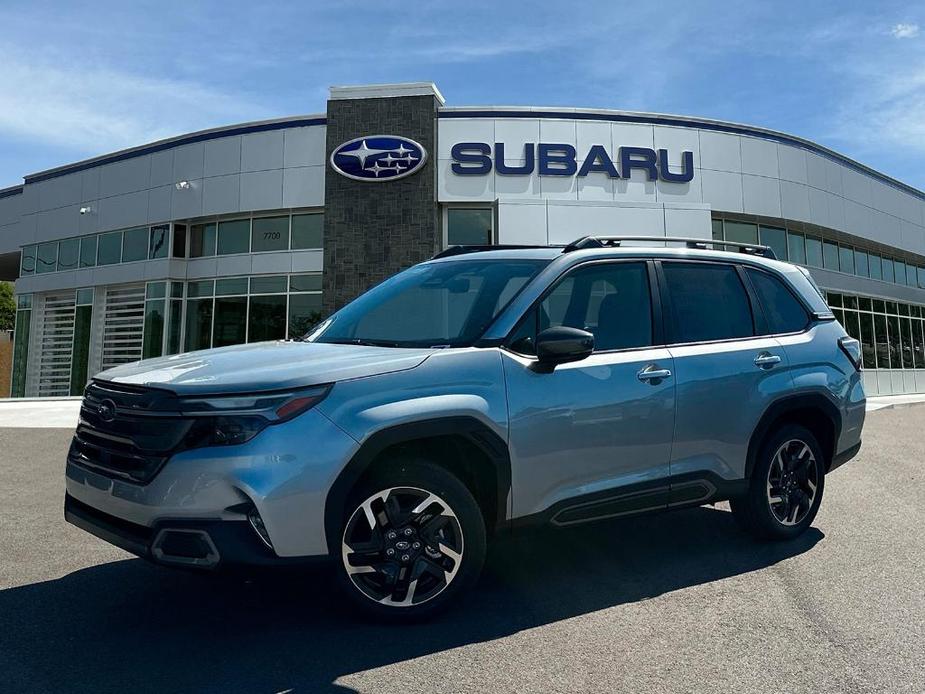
69,380,194,484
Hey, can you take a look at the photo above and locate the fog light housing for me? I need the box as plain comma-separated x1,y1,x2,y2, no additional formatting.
248,507,273,550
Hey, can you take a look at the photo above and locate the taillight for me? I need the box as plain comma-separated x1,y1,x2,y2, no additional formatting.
838,336,862,371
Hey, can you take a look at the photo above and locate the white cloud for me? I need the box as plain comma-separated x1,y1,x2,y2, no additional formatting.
891,23,920,39
0,45,272,164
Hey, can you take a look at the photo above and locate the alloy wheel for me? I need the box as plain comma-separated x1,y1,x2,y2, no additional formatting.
766,439,820,526
341,486,464,607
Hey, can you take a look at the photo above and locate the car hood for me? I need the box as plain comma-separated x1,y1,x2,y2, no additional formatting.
95,341,434,395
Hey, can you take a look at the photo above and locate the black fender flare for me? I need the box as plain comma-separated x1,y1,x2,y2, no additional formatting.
745,392,842,479
323,416,511,554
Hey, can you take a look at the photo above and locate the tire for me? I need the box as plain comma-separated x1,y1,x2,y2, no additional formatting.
335,459,487,621
730,424,826,541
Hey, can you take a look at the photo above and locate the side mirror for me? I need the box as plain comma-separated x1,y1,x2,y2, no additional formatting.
535,327,594,369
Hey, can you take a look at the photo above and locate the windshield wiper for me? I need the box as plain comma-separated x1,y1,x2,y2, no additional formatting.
323,338,402,348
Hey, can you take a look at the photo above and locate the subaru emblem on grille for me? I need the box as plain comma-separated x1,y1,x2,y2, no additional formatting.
97,399,116,423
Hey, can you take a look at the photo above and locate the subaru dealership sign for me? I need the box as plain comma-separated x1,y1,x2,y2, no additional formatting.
450,142,694,182
330,135,428,181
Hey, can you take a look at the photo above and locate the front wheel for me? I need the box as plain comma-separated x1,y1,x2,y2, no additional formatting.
336,460,486,620
731,424,825,540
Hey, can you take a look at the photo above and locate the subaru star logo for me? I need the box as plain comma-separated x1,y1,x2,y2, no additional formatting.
97,399,116,423
330,135,427,182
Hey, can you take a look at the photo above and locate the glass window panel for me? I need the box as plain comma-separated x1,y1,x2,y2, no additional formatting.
912,319,924,369
189,223,216,257
213,297,248,347
868,253,882,280
70,304,92,395
16,294,32,310
97,232,122,265
145,282,166,300
723,221,758,245
79,236,97,268
57,238,79,271
291,213,324,249
288,293,323,339
759,226,787,261
843,295,858,310
184,298,213,351
895,260,908,286
663,262,752,343
787,233,806,265
75,288,94,306
886,301,898,315
217,219,250,255
121,227,148,262
898,303,909,316
887,315,902,369
919,267,925,290
823,241,839,270
854,250,869,278
170,281,184,298
882,257,895,283
872,299,885,313
447,208,493,246
251,216,289,252
172,224,187,258
746,268,809,334
289,273,323,293
907,263,918,287
21,245,36,275
843,312,862,363
250,275,287,294
805,236,823,268
149,224,169,259
858,297,872,312
36,242,57,274
187,280,214,298
873,314,889,368
248,295,287,342
143,300,166,359
215,277,249,296
832,307,845,325
711,219,723,241
900,317,914,368
838,246,855,274
827,293,843,308
12,309,32,397
166,300,183,355
859,312,875,369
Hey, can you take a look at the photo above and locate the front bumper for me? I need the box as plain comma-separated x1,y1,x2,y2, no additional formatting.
65,408,360,559
64,493,331,569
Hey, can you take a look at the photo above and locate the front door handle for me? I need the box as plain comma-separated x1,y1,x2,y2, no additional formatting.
637,365,672,383
754,352,782,369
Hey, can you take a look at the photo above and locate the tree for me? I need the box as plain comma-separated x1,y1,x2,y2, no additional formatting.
0,282,14,331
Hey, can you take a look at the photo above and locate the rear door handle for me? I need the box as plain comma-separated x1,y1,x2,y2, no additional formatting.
754,352,782,368
637,365,672,383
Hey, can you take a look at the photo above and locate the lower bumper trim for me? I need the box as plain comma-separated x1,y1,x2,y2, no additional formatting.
829,440,862,472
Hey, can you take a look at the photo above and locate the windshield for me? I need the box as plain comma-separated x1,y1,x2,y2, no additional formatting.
309,259,549,348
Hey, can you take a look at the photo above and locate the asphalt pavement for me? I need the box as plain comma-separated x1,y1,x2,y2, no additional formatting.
0,405,923,693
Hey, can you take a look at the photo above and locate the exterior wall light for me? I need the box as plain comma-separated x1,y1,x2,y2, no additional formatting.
79,206,92,215
175,180,191,191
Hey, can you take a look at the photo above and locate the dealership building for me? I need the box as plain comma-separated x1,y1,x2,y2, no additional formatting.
2,81,925,398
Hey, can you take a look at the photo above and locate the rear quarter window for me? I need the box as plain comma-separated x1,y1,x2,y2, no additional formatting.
745,268,810,334
662,262,754,343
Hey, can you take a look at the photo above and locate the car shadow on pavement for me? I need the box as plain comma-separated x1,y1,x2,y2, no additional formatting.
0,505,822,694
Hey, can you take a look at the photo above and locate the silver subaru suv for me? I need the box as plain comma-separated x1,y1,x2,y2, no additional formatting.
65,236,866,619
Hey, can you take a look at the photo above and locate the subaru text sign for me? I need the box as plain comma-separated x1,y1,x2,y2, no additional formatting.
451,142,694,182
330,135,428,181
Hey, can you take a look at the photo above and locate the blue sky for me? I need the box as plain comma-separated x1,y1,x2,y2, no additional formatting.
1,1,923,188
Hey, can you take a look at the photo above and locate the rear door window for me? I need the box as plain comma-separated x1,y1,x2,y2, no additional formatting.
661,262,754,343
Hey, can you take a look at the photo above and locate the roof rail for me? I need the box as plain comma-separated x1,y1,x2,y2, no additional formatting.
432,244,554,259
562,235,777,259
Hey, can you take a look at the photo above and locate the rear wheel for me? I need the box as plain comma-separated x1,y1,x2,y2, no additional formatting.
731,424,825,540
336,460,486,620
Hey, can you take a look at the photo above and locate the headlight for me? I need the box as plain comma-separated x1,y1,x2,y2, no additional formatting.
178,384,331,449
